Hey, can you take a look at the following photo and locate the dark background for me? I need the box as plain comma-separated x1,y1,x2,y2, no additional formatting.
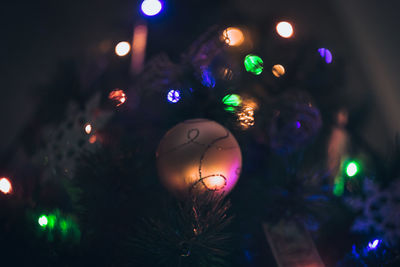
1,0,399,157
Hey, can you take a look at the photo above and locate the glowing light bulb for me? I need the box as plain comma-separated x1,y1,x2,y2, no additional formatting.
38,215,48,227
109,89,127,106
0,177,12,194
141,0,162,16
368,239,381,250
345,161,359,177
276,21,294,38
222,27,244,46
167,90,181,103
244,54,263,75
272,64,285,77
115,41,131,57
222,94,242,112
84,123,92,134
318,48,333,64
89,135,97,144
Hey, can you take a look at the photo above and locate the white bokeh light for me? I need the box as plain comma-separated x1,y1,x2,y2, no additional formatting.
141,0,162,16
276,21,294,38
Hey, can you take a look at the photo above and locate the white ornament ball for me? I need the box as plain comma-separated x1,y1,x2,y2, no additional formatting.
156,119,242,197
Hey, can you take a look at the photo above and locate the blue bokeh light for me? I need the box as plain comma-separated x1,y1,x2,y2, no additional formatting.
318,48,333,64
201,68,216,88
167,89,181,103
367,239,382,250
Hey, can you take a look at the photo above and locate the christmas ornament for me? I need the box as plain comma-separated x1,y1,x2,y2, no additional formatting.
156,119,242,197
269,91,322,154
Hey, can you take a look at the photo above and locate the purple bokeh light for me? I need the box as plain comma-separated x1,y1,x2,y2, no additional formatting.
318,48,333,64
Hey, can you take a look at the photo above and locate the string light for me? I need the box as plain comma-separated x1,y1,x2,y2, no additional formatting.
84,123,92,134
276,21,294,38
222,27,244,46
167,90,181,103
272,64,285,77
318,48,333,64
222,94,242,112
38,215,48,227
108,89,127,106
345,161,359,177
244,54,263,75
0,177,12,194
115,41,131,56
237,99,258,129
367,239,381,250
89,135,97,144
141,0,163,16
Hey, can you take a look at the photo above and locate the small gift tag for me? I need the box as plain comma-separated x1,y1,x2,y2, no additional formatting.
262,220,325,267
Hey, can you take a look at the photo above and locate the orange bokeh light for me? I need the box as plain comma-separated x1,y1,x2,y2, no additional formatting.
108,89,127,106
222,27,245,47
272,64,285,77
0,177,12,194
89,135,97,144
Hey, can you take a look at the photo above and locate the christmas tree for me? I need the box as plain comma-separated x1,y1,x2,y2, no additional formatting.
1,1,400,266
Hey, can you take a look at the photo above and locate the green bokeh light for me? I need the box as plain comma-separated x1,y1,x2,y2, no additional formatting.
222,94,242,112
38,215,48,227
345,161,359,177
60,219,69,234
244,54,263,75
48,214,57,229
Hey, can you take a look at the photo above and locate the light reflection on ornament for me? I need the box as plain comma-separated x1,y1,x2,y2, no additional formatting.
84,123,92,134
272,64,285,77
0,177,12,194
222,27,244,47
202,175,227,191
115,41,131,57
108,89,127,106
318,48,333,64
276,21,294,38
244,54,263,75
141,0,163,16
167,89,181,103
296,121,301,128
